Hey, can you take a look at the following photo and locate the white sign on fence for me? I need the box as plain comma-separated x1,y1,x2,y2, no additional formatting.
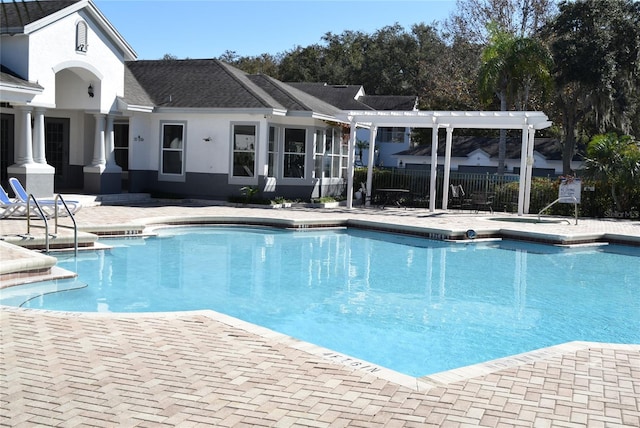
559,177,581,204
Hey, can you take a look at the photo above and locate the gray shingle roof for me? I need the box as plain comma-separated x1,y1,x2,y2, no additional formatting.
0,64,42,89
286,83,372,110
397,136,575,160
287,82,418,112
122,65,153,107
248,76,342,117
0,0,80,33
124,59,345,117
359,95,417,111
124,59,284,109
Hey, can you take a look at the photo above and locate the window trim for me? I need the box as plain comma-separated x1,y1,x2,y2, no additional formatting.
267,125,279,178
229,121,259,185
282,127,307,180
158,121,186,182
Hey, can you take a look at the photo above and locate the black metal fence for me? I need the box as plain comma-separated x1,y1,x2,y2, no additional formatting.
352,168,571,214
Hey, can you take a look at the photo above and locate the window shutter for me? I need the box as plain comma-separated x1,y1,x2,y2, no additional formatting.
76,22,88,52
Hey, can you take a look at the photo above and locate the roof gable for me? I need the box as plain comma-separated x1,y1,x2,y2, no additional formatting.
0,0,80,32
1,0,136,60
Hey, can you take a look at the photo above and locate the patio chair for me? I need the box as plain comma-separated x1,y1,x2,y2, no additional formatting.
449,184,471,210
470,193,494,214
8,177,82,218
0,184,27,218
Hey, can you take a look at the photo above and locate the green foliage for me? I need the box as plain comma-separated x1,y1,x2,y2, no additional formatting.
478,24,553,110
477,24,552,175
239,186,259,203
584,133,640,213
312,196,338,204
543,0,640,173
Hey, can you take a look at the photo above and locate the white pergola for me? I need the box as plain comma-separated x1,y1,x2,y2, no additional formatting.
338,111,552,215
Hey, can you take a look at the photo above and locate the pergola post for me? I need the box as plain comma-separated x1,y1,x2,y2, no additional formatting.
517,124,529,215
365,125,378,207
346,121,358,209
442,126,453,210
524,125,536,214
428,120,439,212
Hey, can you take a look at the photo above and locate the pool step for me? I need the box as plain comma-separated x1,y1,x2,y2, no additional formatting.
0,229,99,251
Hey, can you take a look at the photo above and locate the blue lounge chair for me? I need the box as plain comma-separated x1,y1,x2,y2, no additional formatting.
0,184,27,218
9,177,82,218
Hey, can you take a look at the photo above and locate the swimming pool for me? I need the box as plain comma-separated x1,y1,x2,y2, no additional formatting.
3,226,639,377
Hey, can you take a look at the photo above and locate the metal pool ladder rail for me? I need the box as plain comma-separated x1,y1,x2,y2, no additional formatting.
538,196,578,225
26,194,78,255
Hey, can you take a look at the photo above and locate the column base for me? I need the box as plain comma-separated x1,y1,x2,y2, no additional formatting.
83,165,122,194
7,163,55,198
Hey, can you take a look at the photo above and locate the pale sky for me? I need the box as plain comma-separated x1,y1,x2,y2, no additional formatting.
94,0,457,60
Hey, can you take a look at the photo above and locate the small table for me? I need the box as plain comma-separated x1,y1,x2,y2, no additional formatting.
376,188,410,208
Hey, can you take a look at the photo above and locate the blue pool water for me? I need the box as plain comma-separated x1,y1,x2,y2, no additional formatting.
4,226,639,377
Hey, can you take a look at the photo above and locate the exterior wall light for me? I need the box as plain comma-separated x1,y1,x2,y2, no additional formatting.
88,84,94,97
133,135,144,142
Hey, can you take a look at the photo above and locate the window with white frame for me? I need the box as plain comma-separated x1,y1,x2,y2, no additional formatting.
76,21,88,53
232,124,256,177
314,130,324,178
376,127,405,143
340,128,349,179
283,128,306,178
267,126,278,178
160,122,185,177
331,128,342,176
324,127,346,178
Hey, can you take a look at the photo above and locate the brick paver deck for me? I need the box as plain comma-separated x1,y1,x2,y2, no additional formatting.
2,200,639,426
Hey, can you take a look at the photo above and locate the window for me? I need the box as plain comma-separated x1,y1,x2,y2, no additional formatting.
314,130,324,178
232,124,256,177
340,128,349,179
312,127,348,179
267,126,277,178
76,21,88,53
161,123,184,176
331,128,341,176
114,123,129,171
376,127,406,144
283,128,306,178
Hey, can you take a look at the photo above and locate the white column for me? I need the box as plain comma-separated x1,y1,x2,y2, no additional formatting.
441,126,453,210
523,126,536,214
104,115,122,172
517,125,529,215
91,113,106,167
365,125,378,207
15,106,34,165
32,108,46,164
105,115,115,167
428,122,439,212
346,121,357,209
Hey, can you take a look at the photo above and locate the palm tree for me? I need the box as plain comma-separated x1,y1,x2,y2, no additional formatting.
583,133,640,212
478,24,553,175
